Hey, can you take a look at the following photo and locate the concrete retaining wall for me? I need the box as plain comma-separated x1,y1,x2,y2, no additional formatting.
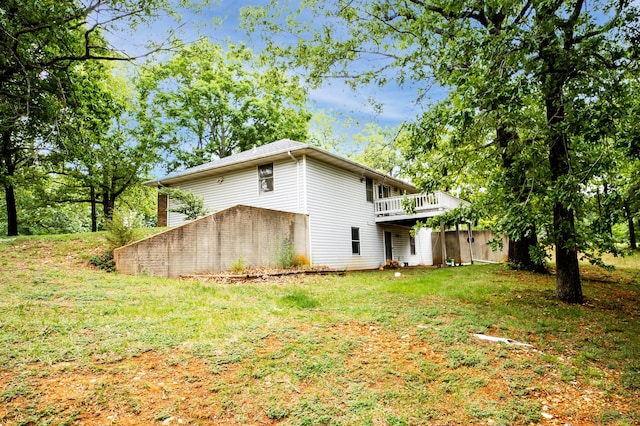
431,229,508,265
114,205,309,277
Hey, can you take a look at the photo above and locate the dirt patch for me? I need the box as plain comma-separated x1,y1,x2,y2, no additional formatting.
2,322,634,425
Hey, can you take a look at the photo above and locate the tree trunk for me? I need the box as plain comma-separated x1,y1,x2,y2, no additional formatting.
3,182,18,236
1,130,18,236
508,226,547,273
545,83,582,303
603,182,612,236
624,199,637,250
90,185,98,232
496,126,545,272
102,191,115,220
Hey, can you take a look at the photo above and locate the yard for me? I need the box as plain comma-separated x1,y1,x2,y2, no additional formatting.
0,233,638,425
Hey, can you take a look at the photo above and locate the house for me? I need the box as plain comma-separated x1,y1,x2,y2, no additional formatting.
135,139,466,273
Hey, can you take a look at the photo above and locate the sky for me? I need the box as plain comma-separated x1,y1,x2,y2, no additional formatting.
104,0,437,141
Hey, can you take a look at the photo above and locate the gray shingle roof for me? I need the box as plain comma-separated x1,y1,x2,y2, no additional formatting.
148,138,417,194
157,139,308,182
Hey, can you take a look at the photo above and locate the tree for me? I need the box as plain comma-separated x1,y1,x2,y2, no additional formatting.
0,0,177,236
350,123,406,178
159,187,209,221
136,39,311,171
243,0,639,303
42,61,163,231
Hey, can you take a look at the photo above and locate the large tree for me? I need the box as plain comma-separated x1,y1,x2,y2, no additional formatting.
49,62,162,230
244,0,639,303
136,39,311,170
0,0,176,236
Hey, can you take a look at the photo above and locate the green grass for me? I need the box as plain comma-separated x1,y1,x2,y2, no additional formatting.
0,233,639,424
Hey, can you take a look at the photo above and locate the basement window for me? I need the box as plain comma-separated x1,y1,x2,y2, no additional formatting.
351,227,361,255
258,163,274,193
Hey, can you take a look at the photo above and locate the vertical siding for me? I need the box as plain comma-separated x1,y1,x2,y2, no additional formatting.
167,159,302,226
305,158,384,270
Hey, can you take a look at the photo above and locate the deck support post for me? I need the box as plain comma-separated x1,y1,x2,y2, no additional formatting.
440,220,447,267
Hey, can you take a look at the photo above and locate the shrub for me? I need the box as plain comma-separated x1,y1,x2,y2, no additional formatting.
231,256,246,273
105,210,140,250
93,209,141,272
293,254,310,268
90,249,116,272
276,238,296,269
159,187,209,221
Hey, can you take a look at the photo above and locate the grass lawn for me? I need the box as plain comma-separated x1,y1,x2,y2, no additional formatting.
0,232,638,425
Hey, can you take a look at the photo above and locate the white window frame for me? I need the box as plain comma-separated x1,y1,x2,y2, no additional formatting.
258,163,274,193
351,227,361,255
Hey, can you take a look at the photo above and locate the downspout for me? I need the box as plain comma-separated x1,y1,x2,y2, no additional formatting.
287,151,301,214
288,151,312,268
467,221,474,265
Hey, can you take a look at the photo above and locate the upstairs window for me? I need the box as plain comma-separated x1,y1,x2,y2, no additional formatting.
365,177,373,202
378,184,391,199
258,163,274,193
351,227,361,255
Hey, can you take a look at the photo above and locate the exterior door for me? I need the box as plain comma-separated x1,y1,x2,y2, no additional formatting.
384,231,393,261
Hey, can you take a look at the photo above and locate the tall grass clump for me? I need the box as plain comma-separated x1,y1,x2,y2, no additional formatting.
276,238,296,269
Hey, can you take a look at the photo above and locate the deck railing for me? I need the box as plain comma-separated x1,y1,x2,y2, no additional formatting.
374,191,462,217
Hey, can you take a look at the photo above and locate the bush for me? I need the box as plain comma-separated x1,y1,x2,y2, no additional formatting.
92,209,141,272
90,249,116,272
231,256,246,273
276,238,296,269
105,210,140,250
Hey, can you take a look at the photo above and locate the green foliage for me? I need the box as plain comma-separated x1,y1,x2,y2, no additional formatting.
231,256,246,273
136,39,311,170
104,210,142,250
0,0,175,236
89,249,116,272
276,237,296,269
159,187,209,221
245,0,640,301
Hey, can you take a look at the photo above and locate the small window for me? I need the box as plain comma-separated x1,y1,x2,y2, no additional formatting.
410,235,416,255
258,163,274,193
365,177,373,202
351,227,361,255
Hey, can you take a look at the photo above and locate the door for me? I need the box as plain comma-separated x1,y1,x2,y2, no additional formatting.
384,231,393,261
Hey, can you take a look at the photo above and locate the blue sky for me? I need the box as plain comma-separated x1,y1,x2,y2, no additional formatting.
105,0,440,140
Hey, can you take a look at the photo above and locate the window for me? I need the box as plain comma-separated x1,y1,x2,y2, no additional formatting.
410,235,416,255
351,227,361,255
365,177,373,202
258,163,274,193
378,184,391,199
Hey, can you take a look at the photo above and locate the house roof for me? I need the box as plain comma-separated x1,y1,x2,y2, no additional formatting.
147,139,418,193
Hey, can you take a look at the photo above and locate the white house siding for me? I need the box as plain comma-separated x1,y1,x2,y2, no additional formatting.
167,158,303,226
304,157,385,270
414,228,433,266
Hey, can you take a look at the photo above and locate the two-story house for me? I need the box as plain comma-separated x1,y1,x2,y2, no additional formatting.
147,139,465,269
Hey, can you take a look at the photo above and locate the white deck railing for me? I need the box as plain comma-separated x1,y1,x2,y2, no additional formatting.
374,191,463,217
